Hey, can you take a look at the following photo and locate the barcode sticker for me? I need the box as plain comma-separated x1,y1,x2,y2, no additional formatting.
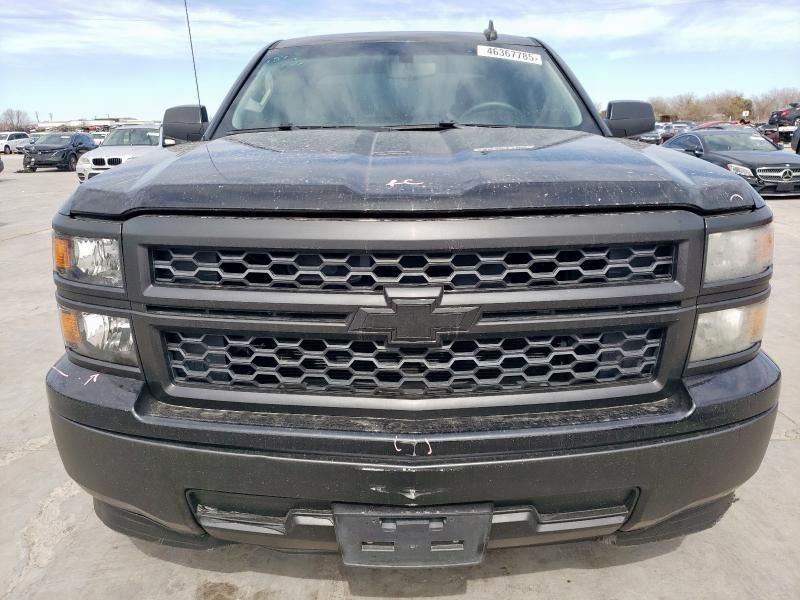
477,45,542,65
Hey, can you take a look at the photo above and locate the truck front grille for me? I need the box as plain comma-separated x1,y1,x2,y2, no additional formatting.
164,328,663,398
151,244,675,292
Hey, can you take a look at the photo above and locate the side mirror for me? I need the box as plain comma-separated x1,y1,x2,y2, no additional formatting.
162,104,208,143
684,145,703,157
774,142,784,150
163,137,177,147
604,100,656,138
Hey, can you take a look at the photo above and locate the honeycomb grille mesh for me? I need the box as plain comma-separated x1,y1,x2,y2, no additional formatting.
152,244,675,292
165,328,663,398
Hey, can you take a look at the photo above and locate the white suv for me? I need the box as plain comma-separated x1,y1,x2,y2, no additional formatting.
0,132,31,154
76,125,161,182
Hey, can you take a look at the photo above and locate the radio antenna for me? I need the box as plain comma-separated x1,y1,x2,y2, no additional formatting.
183,0,203,108
484,20,498,41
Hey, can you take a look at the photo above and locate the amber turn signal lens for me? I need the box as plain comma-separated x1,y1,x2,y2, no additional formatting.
59,309,81,348
53,236,72,271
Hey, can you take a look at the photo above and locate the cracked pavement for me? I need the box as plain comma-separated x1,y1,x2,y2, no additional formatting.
1,152,799,599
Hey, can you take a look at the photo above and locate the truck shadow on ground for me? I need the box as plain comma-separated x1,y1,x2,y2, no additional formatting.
131,536,683,597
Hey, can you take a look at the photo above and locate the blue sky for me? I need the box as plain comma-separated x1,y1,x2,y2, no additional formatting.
1,0,798,122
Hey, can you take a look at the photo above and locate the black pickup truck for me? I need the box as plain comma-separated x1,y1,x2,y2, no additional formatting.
47,31,779,568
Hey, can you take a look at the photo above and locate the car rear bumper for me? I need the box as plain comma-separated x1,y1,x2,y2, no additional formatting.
47,351,780,559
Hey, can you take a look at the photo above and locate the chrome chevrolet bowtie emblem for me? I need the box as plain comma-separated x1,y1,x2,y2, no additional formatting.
386,178,424,188
349,288,480,346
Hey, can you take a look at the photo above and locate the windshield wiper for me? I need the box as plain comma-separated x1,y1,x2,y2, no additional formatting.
226,124,385,135
385,121,513,131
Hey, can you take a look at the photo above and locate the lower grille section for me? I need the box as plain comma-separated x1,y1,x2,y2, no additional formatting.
165,328,663,398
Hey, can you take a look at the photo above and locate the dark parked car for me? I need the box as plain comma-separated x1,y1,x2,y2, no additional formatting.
663,128,800,197
791,126,800,154
23,131,96,172
0,155,4,175
47,30,779,568
768,103,800,126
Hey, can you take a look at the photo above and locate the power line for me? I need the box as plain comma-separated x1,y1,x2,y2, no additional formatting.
183,0,203,109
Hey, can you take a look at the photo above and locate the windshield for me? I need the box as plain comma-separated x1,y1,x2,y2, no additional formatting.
216,41,594,135
103,128,160,146
36,133,72,145
703,132,777,152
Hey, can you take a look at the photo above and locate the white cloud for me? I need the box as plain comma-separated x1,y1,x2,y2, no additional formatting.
1,0,797,60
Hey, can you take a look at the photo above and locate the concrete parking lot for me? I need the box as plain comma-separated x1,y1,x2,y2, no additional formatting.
1,151,799,600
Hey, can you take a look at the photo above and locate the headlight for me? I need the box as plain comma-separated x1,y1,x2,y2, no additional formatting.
78,155,90,165
59,307,137,365
53,234,122,287
726,164,754,177
690,301,768,362
704,224,773,283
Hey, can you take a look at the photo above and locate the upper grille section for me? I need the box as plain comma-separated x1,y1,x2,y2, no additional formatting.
151,244,675,292
165,328,663,398
756,166,800,182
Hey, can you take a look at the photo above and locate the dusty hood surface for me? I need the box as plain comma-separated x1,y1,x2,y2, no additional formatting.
64,128,758,217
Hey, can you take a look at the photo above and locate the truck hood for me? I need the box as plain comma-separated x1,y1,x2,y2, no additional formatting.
64,128,758,217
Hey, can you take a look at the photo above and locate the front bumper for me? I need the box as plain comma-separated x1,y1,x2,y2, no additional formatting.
753,181,800,197
47,352,780,557
24,152,68,168
76,162,107,182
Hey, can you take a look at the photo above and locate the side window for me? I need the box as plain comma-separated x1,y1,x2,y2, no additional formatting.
666,135,690,149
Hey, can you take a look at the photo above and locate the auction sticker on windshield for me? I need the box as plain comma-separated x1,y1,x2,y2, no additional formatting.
477,45,542,65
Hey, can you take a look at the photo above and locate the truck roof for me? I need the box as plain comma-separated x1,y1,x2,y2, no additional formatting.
274,31,542,48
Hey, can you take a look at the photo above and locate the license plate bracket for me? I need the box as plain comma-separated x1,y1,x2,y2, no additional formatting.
333,503,492,568
775,182,795,193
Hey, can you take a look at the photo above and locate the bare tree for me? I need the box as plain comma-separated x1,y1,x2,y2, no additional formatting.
0,108,33,131
752,88,800,121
